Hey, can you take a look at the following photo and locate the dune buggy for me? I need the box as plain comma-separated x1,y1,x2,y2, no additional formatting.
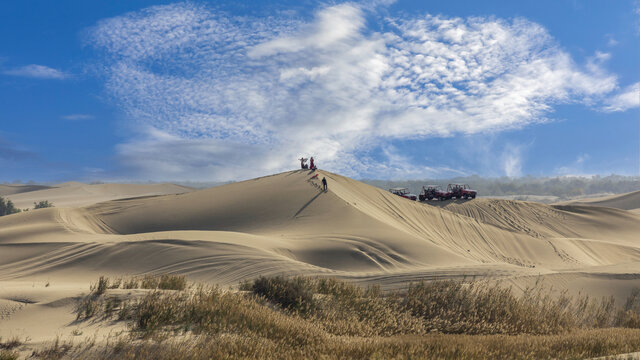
447,184,477,199
389,187,417,201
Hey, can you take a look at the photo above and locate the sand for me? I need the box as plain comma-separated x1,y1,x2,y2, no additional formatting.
557,190,640,213
4,182,193,209
0,184,52,197
1,170,639,353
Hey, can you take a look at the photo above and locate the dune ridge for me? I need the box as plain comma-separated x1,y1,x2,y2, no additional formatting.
0,170,638,289
2,169,640,347
4,182,194,209
558,190,640,214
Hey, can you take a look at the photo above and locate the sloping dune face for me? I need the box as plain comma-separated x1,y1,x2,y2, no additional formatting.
1,170,640,294
558,191,640,214
0,184,52,196
5,182,194,209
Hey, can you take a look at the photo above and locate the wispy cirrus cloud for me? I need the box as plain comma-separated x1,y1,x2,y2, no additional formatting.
2,64,68,79
61,114,94,121
0,137,36,162
88,2,620,181
603,82,640,112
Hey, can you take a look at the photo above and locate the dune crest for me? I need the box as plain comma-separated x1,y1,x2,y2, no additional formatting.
3,169,640,346
0,170,637,291
557,190,640,214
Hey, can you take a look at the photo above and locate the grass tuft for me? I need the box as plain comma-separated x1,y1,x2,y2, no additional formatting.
0,350,18,360
251,275,315,313
30,336,72,359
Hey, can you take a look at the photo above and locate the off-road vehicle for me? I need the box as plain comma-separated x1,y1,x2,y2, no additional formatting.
447,184,477,199
389,187,417,201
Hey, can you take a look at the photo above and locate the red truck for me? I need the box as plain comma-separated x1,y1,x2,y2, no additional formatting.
447,184,477,199
419,185,452,201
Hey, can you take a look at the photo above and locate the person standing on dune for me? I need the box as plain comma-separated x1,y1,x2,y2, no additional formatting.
310,157,316,170
299,157,308,169
322,177,327,191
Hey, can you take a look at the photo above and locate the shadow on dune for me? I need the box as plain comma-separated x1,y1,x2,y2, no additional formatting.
294,190,324,218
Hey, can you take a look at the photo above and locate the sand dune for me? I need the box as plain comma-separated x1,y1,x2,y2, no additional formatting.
557,190,640,213
0,184,52,196
4,182,194,209
1,170,639,283
1,170,640,345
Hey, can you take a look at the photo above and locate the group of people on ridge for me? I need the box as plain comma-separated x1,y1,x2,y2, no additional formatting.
299,156,326,190
299,156,317,170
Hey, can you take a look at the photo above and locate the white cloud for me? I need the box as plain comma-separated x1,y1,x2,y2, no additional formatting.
61,114,94,121
88,2,620,181
3,64,67,79
603,82,640,112
555,153,591,176
500,144,525,177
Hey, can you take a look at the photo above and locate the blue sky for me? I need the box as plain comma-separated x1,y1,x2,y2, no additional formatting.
0,0,638,182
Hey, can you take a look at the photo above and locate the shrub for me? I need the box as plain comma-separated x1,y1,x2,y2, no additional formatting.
0,197,20,216
158,274,187,290
34,200,54,209
251,275,315,313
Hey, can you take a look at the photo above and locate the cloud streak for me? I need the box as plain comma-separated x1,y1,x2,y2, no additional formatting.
88,2,620,180
603,82,640,112
0,137,36,162
61,114,95,121
3,64,68,79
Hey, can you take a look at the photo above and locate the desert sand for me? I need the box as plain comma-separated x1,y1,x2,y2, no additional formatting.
557,190,640,214
3,182,193,209
1,170,639,353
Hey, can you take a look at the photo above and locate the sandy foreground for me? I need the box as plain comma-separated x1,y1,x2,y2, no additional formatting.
1,170,640,356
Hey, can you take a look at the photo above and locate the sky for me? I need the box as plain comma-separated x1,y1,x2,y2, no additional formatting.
0,0,638,182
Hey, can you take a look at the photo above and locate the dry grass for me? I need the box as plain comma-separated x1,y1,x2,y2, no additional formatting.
0,350,18,360
0,337,21,350
75,274,187,320
0,338,20,360
30,337,72,360
62,329,640,360
68,275,640,359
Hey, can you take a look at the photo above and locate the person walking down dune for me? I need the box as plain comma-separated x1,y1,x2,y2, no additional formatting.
322,177,327,191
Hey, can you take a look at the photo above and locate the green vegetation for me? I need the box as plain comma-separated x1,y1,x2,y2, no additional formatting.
0,197,20,216
33,200,54,209
64,275,640,359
